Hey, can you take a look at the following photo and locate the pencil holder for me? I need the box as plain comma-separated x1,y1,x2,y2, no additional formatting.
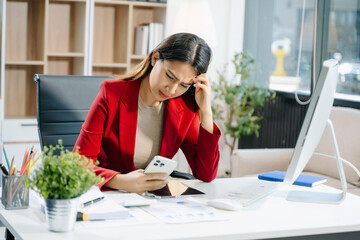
1,173,29,210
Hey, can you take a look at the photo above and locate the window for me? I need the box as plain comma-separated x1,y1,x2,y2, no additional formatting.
244,0,360,101
330,0,360,97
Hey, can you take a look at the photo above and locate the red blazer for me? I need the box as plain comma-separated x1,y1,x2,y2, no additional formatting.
74,79,221,189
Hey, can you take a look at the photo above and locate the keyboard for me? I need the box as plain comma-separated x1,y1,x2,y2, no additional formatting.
226,179,279,207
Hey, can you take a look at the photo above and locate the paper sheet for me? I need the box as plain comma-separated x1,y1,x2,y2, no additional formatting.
141,198,229,224
108,193,157,207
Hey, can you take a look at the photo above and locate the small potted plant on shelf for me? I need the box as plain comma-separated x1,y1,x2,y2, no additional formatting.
28,140,103,232
212,52,276,156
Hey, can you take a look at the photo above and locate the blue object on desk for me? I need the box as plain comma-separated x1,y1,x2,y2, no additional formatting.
258,170,327,187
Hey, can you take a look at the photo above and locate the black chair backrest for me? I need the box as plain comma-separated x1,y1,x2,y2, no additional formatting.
34,74,112,152
34,74,196,180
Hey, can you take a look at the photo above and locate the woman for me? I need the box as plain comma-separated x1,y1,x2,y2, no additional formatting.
74,33,221,194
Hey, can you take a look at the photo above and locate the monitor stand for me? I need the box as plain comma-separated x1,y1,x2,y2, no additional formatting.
286,119,347,204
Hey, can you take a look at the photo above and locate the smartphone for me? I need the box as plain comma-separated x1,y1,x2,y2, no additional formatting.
143,156,177,179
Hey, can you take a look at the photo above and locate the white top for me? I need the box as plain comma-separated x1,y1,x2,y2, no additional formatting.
134,96,165,169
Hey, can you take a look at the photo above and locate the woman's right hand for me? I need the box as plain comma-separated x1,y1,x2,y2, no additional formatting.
105,169,169,195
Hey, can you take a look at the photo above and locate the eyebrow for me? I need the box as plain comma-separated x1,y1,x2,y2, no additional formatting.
167,69,193,86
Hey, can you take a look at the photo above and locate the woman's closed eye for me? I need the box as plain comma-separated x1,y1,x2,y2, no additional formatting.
180,83,190,88
166,72,190,89
166,72,174,80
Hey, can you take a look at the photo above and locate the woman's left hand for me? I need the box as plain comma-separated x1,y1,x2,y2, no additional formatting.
194,73,214,133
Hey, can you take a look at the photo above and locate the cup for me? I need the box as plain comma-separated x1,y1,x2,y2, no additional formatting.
1,173,29,210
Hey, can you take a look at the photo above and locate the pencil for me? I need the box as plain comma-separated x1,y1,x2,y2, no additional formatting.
10,165,17,176
30,156,40,170
3,146,10,170
9,156,15,175
20,149,29,174
20,160,30,176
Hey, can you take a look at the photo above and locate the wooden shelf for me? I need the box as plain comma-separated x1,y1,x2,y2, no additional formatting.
131,55,146,60
47,56,84,75
95,0,166,8
5,1,45,62
131,2,166,8
95,0,129,6
5,61,44,66
2,0,166,119
47,1,86,54
47,52,85,57
4,65,42,118
50,0,86,3
93,3,129,65
92,63,128,68
92,67,127,76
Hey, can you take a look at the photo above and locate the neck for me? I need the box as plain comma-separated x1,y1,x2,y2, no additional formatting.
139,76,161,107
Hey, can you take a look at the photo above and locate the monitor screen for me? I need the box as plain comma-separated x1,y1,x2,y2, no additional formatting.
284,59,339,184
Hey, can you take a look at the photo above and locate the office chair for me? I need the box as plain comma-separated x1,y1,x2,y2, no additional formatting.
34,74,195,180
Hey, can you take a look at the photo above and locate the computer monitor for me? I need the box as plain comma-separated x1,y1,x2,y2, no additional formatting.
284,59,347,203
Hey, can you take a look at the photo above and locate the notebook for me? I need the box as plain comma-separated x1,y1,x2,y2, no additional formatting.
78,187,129,220
258,170,327,187
78,197,129,220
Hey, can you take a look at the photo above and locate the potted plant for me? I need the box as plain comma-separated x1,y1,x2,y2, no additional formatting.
28,141,103,232
212,52,276,164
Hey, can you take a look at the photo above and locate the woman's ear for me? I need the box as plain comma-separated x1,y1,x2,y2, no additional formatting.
151,51,160,66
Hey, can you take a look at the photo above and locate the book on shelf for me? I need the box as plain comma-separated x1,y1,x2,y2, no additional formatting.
135,24,149,55
258,170,327,187
135,22,164,55
148,22,164,53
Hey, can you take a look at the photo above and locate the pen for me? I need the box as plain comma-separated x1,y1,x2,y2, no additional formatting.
0,163,8,175
3,146,10,169
80,196,104,208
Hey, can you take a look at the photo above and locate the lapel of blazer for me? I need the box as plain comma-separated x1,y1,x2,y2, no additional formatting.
160,98,184,158
118,80,140,171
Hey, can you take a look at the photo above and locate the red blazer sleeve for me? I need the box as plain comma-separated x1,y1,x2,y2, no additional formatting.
181,115,221,182
73,81,119,189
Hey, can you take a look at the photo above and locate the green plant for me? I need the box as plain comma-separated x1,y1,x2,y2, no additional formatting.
212,52,276,154
29,141,103,199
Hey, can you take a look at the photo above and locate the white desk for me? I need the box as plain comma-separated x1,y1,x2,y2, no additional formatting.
1,177,360,240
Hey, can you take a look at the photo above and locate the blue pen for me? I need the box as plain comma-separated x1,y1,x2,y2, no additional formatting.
2,146,10,170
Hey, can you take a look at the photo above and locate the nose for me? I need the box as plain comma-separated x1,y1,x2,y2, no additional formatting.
166,82,178,96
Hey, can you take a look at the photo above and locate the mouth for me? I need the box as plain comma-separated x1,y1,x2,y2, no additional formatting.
159,90,169,99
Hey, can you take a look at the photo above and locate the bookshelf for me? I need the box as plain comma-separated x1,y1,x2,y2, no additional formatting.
0,0,166,162
92,1,166,75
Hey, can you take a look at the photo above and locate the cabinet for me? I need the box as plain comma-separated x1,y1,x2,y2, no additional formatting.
0,0,166,157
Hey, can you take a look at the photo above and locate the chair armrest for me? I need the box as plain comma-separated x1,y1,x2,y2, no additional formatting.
231,148,294,177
